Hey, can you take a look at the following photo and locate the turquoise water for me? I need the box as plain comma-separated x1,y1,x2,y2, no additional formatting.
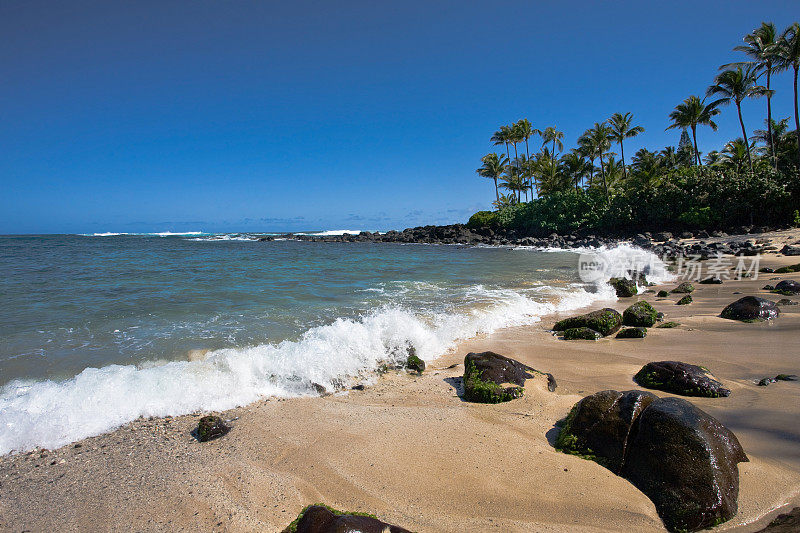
0,233,663,453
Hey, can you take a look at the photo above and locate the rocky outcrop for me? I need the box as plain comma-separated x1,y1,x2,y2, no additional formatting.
720,296,780,321
609,277,638,297
556,391,748,532
755,507,800,532
282,504,411,533
616,327,647,338
622,301,658,327
563,327,601,340
462,351,549,403
780,244,800,256
773,280,800,295
196,415,230,442
671,282,695,294
634,361,730,398
553,308,623,337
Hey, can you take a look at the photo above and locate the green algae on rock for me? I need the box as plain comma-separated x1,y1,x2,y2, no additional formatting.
622,301,658,327
553,308,622,337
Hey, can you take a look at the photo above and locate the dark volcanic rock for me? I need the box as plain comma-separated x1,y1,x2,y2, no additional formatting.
563,327,602,340
720,296,780,322
556,389,658,471
557,390,747,532
774,280,800,295
609,277,638,297
553,308,623,337
285,504,411,533
755,507,800,532
616,327,647,338
622,397,748,532
676,295,693,305
656,321,680,328
700,277,723,284
463,351,532,403
196,415,230,442
780,244,800,256
671,282,695,294
657,290,669,298
634,361,730,398
405,353,425,373
622,301,658,327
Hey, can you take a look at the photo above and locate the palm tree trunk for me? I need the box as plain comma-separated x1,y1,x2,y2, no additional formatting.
619,141,627,179
794,64,800,179
736,101,753,172
691,125,701,167
767,66,776,169
493,178,499,202
599,153,609,203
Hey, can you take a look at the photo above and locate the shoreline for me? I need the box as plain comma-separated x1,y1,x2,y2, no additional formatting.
1,236,799,531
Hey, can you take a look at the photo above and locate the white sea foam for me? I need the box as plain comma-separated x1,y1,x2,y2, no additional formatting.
0,244,664,455
81,231,205,237
296,229,371,236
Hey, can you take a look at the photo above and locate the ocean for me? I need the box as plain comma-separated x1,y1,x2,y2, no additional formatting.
0,232,670,454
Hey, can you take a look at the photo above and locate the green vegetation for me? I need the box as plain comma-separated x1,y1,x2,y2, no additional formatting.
281,504,379,533
471,21,800,235
463,358,523,403
774,262,800,273
553,308,623,337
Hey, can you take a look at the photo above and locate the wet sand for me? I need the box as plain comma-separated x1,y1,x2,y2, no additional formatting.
1,253,799,532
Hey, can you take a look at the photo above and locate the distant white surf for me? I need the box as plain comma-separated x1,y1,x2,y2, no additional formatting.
82,231,205,237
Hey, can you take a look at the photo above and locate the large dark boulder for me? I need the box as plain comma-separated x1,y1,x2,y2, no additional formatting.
634,361,730,398
556,390,658,471
462,351,532,403
774,280,800,295
553,308,623,337
556,391,748,532
283,504,411,533
609,277,638,297
780,244,800,256
622,301,658,327
622,398,748,532
721,296,780,322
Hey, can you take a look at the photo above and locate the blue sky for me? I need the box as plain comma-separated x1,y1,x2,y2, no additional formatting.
1,1,798,234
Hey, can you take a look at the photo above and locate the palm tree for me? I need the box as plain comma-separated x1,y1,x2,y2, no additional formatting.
586,122,613,202
492,193,516,210
666,96,720,166
561,150,591,192
541,127,565,157
490,126,513,178
500,168,525,203
754,117,790,156
608,112,645,179
777,23,800,175
476,153,508,202
516,119,541,196
707,66,770,171
577,133,596,187
733,22,780,168
659,146,679,170
720,138,755,177
704,150,722,166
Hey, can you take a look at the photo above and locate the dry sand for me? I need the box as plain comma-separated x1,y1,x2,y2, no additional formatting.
1,249,799,532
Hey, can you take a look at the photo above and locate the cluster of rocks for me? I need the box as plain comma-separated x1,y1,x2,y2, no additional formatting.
270,225,800,262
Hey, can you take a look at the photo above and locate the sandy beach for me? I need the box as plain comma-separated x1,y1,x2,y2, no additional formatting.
1,245,799,533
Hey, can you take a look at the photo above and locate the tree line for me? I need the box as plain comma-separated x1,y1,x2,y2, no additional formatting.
476,21,800,211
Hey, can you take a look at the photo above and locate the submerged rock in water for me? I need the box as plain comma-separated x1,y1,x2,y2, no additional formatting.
556,391,748,532
755,507,800,532
720,296,780,322
622,301,658,327
196,415,230,442
609,277,638,297
634,361,730,398
616,327,647,339
553,308,623,337
671,282,695,294
462,351,531,403
563,327,602,340
283,504,411,533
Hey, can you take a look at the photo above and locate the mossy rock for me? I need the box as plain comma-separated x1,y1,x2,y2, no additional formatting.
563,327,602,340
462,351,533,403
553,308,623,337
197,415,230,442
657,290,669,298
676,295,693,305
405,353,425,373
616,327,647,339
656,321,680,328
671,282,695,294
281,503,410,533
622,301,658,327
634,361,730,398
609,277,638,297
773,263,800,274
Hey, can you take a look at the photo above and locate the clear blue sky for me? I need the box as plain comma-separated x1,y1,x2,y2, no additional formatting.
1,1,798,234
